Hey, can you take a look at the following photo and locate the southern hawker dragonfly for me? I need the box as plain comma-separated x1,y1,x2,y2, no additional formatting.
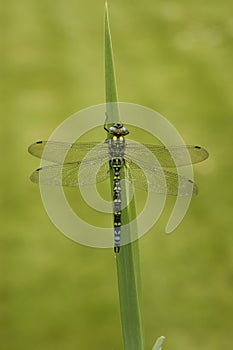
28,121,208,252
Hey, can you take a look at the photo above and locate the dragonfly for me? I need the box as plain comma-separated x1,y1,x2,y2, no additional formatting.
28,120,208,252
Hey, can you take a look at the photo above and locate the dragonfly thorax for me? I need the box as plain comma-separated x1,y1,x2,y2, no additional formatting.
109,123,129,136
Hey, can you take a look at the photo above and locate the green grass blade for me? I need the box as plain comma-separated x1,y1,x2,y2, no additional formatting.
104,3,144,350
104,2,119,126
104,2,118,104
152,336,166,350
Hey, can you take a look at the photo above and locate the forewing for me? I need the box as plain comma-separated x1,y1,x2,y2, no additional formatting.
28,141,109,164
125,141,209,167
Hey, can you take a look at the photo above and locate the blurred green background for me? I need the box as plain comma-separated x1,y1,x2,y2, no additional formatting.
1,0,233,349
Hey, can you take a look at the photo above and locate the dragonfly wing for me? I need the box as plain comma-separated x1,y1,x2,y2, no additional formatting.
28,141,109,164
30,160,110,186
125,141,209,167
126,161,198,196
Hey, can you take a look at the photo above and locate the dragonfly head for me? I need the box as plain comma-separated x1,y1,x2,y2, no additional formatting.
109,123,129,136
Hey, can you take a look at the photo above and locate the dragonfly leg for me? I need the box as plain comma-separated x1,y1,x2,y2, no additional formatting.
104,112,109,132
122,158,128,169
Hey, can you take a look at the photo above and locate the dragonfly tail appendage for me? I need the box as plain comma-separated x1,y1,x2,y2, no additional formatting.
114,228,121,253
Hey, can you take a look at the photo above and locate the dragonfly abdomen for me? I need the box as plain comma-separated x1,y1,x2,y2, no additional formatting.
111,157,123,253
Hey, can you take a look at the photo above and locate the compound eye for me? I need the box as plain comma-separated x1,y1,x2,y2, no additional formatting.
122,127,127,132
109,126,115,132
